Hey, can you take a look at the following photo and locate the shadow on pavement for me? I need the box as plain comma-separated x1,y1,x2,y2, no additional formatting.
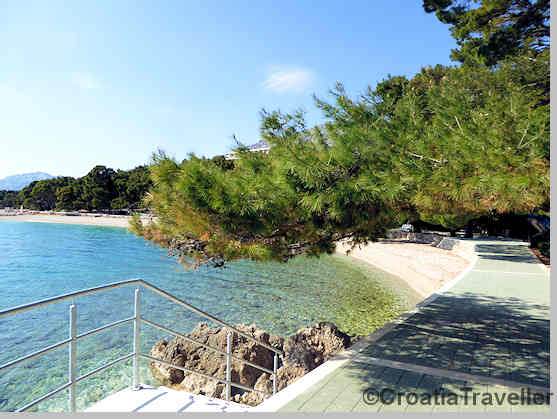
351,293,549,388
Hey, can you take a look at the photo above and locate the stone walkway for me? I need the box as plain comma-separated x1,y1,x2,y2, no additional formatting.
277,239,550,412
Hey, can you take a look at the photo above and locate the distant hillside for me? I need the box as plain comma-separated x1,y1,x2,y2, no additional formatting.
0,172,55,191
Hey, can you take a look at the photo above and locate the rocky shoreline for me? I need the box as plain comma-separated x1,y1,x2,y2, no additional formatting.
149,321,353,406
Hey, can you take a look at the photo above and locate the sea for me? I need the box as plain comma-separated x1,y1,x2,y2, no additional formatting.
0,220,420,411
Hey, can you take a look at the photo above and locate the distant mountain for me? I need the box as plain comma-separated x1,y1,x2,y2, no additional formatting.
0,172,55,191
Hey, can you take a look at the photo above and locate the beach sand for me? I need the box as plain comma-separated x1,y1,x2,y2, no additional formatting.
0,213,145,228
336,239,474,298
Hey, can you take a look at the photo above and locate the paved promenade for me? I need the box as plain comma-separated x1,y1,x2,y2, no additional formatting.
277,240,550,412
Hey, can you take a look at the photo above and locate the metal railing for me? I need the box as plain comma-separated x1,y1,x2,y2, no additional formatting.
0,279,283,412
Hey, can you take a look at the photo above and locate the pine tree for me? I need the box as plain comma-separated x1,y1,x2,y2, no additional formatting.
132,1,549,266
423,0,549,66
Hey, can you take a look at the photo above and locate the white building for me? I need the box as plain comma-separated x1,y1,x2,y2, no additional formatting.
224,140,270,160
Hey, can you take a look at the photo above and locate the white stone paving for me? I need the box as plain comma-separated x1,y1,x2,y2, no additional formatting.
85,385,252,412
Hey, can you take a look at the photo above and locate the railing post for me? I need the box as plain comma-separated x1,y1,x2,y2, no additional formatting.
68,304,77,413
133,287,141,389
273,353,278,395
225,331,232,402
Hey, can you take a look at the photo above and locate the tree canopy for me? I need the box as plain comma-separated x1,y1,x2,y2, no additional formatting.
129,0,549,267
423,0,549,65
132,59,548,267
0,165,152,212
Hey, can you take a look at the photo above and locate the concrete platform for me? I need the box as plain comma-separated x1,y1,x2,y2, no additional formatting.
85,385,252,412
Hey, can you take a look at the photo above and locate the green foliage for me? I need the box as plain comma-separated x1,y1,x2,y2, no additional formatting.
80,166,117,210
393,60,549,221
0,190,19,208
129,0,549,267
423,0,550,66
17,177,74,211
209,155,235,171
420,214,476,232
136,55,548,266
110,166,152,210
0,166,152,212
131,104,411,267
55,180,84,211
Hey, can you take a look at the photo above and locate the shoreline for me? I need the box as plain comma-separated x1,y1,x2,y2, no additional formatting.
335,239,474,299
0,212,153,228
1,212,473,300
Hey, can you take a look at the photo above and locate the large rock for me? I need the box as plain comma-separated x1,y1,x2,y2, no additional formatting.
436,237,460,251
149,321,351,406
150,323,279,401
234,322,352,404
267,322,351,393
283,321,351,370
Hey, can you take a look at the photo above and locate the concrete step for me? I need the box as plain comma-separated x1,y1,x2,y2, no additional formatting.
85,384,252,412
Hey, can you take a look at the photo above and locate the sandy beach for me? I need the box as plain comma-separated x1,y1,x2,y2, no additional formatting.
336,239,474,298
0,213,153,228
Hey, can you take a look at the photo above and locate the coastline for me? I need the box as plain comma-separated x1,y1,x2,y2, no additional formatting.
1,211,473,301
0,211,473,299
0,212,153,228
335,239,474,299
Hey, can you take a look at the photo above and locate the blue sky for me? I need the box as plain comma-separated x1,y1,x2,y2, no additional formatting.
0,1,457,179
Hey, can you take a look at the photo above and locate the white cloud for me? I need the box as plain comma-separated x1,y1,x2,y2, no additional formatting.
71,72,101,89
261,68,315,93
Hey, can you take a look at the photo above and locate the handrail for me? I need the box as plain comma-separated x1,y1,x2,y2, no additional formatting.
139,354,269,396
16,382,73,413
15,353,134,412
77,317,135,341
141,317,276,375
0,279,283,355
74,353,135,385
139,281,283,355
0,338,72,372
0,279,282,412
0,279,140,319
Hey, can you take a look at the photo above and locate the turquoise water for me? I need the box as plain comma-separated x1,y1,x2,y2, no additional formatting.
0,221,420,411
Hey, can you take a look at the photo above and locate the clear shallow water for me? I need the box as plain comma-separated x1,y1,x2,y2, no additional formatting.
0,221,420,411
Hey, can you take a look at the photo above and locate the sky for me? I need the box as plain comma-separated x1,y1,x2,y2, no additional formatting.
0,1,458,179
